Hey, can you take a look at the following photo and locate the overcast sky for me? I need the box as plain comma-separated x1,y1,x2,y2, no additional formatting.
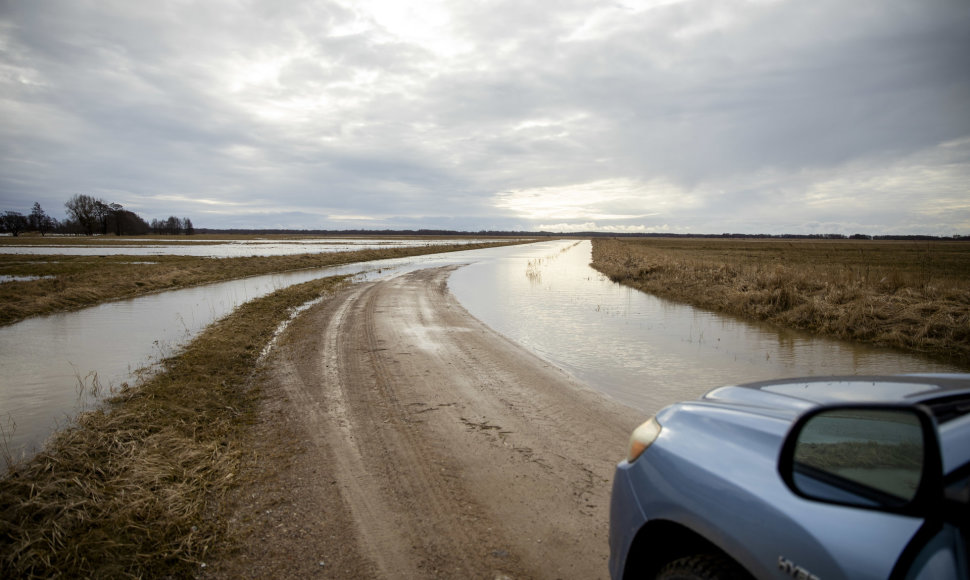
1,0,968,234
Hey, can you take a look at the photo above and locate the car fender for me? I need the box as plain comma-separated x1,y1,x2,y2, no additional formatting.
620,404,924,579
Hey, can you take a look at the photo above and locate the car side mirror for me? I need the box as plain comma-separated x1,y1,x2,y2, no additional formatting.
779,405,943,516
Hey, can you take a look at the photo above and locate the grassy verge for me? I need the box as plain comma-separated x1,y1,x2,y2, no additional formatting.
0,275,347,578
0,238,529,326
591,237,970,364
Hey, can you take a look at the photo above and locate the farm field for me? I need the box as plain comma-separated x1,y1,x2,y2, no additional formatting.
0,236,531,326
591,237,970,364
3,236,967,578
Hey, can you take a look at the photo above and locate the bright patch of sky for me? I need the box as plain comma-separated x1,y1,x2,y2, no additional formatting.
1,0,968,234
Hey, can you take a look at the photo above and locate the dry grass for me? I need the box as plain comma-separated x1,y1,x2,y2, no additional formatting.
0,237,531,576
0,237,529,326
0,275,348,578
591,237,970,364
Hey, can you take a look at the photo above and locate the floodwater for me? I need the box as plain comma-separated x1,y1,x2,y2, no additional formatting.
0,245,508,461
0,275,54,283
1,240,965,463
0,237,516,258
448,240,967,414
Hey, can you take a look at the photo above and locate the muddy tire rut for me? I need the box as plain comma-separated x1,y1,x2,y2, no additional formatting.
208,266,643,579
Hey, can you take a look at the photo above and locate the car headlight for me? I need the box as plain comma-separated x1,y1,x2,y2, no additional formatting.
627,416,662,463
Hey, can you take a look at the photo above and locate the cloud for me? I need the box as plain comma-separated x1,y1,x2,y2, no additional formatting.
0,0,967,234
495,178,688,221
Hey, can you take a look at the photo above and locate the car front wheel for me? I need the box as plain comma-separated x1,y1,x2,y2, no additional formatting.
654,553,751,580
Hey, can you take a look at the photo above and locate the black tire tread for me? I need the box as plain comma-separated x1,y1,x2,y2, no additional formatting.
654,553,751,580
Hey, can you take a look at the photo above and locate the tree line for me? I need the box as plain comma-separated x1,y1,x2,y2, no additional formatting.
0,195,194,236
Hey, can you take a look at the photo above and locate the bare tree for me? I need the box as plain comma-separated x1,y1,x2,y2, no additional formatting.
29,203,56,236
108,203,125,235
64,194,101,235
0,211,28,236
165,216,181,235
94,200,111,235
111,209,150,235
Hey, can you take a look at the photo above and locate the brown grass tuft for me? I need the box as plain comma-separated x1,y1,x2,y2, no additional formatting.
0,275,348,578
591,237,970,364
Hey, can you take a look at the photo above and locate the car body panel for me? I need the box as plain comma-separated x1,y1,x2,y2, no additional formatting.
911,524,969,580
941,414,970,474
609,374,970,580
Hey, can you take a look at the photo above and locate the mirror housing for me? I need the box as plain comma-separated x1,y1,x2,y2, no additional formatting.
779,404,944,517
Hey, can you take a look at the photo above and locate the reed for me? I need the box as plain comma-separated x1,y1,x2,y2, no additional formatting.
591,237,970,364
0,275,347,578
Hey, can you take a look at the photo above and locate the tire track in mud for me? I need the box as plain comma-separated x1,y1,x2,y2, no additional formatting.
264,266,643,579
337,280,500,577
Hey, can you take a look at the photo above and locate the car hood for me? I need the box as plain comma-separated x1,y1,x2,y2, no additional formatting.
701,374,970,417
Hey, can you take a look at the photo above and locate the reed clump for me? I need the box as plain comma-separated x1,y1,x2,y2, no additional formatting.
0,238,528,326
591,238,970,364
0,275,347,578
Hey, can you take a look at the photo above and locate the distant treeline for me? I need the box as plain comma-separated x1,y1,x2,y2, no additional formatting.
3,210,964,241
0,195,195,237
196,228,969,241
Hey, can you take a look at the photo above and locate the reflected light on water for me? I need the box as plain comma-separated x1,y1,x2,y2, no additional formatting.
0,240,965,464
448,241,966,415
0,238,519,258
0,246,507,460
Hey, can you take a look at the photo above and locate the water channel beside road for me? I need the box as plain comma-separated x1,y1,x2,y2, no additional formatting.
0,245,507,461
0,237,508,258
1,240,964,462
450,241,968,413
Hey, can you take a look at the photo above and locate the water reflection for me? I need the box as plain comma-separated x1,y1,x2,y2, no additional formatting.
0,245,515,460
0,237,519,258
1,240,965,463
0,275,55,283
448,241,966,415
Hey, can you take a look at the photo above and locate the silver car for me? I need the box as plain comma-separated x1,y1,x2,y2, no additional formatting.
609,374,970,580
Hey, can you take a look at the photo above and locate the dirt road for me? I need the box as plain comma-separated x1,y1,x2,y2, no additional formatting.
209,266,644,579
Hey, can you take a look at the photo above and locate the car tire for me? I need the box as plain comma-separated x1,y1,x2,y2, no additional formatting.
654,553,750,580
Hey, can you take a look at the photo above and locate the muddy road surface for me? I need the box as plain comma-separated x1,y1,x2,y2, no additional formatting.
208,266,643,579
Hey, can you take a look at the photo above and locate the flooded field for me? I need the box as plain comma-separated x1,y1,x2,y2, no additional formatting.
0,245,513,460
0,237,510,258
2,240,965,462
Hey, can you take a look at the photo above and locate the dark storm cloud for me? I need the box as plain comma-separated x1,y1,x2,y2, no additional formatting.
0,0,967,234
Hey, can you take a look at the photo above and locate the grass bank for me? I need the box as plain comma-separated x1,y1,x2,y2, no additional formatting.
0,275,348,578
591,237,970,364
0,238,529,326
